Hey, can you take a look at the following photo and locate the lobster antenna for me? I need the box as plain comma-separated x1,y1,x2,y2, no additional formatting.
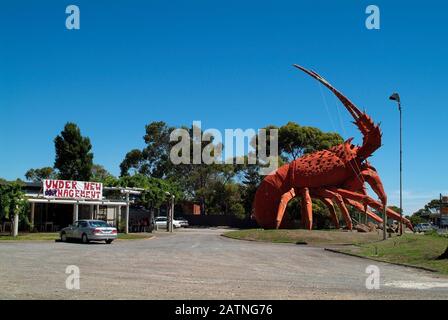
292,64,363,121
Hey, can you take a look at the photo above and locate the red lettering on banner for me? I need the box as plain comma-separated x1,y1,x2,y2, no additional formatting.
44,179,102,200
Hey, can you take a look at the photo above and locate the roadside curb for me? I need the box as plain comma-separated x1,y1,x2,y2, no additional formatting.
0,239,57,243
220,233,305,245
116,235,155,241
324,248,439,273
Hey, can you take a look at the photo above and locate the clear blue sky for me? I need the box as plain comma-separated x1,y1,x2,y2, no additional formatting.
1,0,447,215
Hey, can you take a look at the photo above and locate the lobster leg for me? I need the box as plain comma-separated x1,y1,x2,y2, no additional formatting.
275,188,296,229
333,188,413,230
312,188,353,230
320,197,340,229
344,198,383,224
361,167,387,205
300,188,313,230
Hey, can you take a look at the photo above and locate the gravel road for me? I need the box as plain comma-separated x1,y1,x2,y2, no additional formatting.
0,228,447,299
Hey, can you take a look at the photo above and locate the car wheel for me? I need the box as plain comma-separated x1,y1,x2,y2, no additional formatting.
61,232,67,242
105,239,113,244
82,234,89,244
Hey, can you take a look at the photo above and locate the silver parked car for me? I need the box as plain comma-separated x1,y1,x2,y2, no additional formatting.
414,223,435,233
60,220,117,244
174,217,189,227
154,216,185,228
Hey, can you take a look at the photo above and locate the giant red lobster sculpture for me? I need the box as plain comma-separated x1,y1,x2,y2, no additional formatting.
253,65,412,231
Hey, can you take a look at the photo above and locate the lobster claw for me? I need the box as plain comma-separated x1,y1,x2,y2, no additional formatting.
293,64,382,160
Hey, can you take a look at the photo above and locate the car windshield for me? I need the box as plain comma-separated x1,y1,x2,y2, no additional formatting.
89,221,110,227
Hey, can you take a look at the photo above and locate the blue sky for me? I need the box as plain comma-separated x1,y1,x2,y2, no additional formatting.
0,0,447,214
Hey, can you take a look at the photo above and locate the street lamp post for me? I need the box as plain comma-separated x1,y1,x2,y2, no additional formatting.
389,93,403,236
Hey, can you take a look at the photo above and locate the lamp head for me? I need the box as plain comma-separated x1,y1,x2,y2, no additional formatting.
389,93,400,103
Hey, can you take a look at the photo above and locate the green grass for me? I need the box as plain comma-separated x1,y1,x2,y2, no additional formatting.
223,228,385,246
0,232,153,241
0,232,59,241
117,233,153,240
341,233,448,275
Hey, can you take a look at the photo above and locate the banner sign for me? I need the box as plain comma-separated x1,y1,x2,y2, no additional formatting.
43,179,103,200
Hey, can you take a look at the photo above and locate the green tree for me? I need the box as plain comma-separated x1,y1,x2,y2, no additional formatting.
25,167,57,182
278,122,343,161
120,121,225,215
424,199,441,212
91,164,114,183
116,174,182,210
240,159,262,217
120,122,175,178
120,149,144,176
54,122,93,181
388,205,402,214
408,199,439,226
409,213,425,226
0,181,28,231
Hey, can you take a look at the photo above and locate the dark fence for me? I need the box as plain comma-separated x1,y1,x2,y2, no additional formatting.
183,214,259,229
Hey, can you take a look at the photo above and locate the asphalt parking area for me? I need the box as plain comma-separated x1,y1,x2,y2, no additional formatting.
0,228,447,299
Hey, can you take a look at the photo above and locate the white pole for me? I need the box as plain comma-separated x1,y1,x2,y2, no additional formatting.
13,212,19,237
166,200,170,232
30,202,35,231
73,203,79,223
399,101,403,235
117,206,122,228
170,195,175,233
125,193,129,234
383,202,387,240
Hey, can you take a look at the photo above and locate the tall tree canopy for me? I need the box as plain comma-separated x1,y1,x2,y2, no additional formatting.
278,122,343,161
120,122,175,177
91,164,114,182
105,174,182,210
54,122,93,181
119,120,344,217
25,167,57,182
